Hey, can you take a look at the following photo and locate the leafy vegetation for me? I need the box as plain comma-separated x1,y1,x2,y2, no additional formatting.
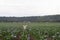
0,22,60,40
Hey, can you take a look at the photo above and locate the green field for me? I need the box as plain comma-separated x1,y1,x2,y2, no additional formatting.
0,22,60,40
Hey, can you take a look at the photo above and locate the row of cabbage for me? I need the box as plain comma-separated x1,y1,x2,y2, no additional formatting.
0,26,60,40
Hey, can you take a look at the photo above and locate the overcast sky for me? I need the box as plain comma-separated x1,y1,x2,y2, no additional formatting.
0,0,60,17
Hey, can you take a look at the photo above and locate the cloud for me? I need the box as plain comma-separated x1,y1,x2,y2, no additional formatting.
0,0,60,17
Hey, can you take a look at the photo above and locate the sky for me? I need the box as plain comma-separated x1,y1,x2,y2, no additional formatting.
0,0,60,17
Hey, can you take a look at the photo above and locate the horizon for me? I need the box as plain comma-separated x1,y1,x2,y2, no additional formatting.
0,14,60,17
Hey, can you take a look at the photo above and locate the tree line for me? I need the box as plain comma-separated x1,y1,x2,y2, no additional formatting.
0,15,60,22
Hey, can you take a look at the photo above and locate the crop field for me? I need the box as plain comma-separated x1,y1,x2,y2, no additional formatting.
0,22,60,40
